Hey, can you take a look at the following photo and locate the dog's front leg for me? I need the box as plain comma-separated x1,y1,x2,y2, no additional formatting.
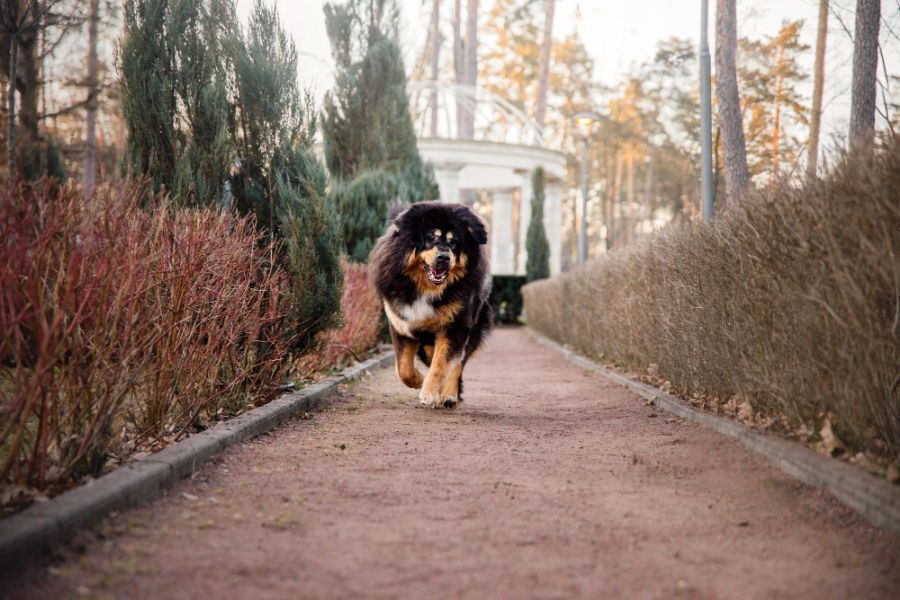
391,329,423,389
419,331,464,408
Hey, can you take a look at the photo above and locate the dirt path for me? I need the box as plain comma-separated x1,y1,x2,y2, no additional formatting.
7,328,899,599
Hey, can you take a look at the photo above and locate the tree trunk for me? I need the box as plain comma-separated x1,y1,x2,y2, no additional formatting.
807,0,828,178
83,0,100,192
609,151,623,249
625,148,634,245
459,0,478,139
7,32,16,193
452,0,463,137
715,0,749,201
534,0,555,133
772,46,785,179
849,0,880,150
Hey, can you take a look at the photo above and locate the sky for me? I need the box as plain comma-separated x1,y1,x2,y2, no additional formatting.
235,0,900,145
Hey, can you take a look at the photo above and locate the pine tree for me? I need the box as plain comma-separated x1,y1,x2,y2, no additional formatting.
234,0,316,232
525,167,550,282
739,20,809,182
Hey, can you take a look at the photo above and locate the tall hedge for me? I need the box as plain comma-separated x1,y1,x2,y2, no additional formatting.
523,139,900,461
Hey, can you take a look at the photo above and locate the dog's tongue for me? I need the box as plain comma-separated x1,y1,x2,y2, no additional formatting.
427,265,448,284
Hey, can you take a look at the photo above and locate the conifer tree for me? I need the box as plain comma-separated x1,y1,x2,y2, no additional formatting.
120,0,343,349
322,0,436,263
525,168,551,282
233,0,342,348
322,0,434,200
328,169,397,262
121,0,232,204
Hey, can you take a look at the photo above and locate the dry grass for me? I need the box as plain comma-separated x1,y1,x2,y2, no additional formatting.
524,140,899,462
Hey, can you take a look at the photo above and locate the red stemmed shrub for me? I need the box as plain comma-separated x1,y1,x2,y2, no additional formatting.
294,259,383,378
0,181,289,492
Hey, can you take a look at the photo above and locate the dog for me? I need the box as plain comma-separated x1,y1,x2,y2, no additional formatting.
369,201,492,408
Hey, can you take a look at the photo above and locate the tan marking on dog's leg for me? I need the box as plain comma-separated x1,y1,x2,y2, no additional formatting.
439,360,464,408
419,333,451,407
394,337,423,389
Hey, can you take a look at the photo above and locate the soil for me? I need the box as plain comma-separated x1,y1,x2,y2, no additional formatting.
5,328,899,599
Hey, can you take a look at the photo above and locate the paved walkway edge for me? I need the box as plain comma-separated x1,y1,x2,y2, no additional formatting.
0,350,395,576
527,328,900,534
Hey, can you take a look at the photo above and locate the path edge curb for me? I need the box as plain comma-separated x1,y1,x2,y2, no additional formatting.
527,328,900,534
0,349,395,576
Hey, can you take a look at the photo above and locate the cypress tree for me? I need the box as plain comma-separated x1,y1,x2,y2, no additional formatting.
525,168,551,282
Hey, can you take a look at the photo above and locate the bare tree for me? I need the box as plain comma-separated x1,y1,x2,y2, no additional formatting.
534,0,555,133
849,0,880,150
82,0,98,192
807,0,828,177
1,0,77,191
715,0,749,200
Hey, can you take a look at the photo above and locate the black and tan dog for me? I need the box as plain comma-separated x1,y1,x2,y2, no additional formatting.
370,201,492,408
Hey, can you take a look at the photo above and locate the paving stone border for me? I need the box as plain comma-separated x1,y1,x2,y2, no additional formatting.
0,349,395,576
528,329,900,534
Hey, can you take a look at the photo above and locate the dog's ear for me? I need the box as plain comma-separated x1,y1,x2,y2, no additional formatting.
391,203,427,243
457,206,488,245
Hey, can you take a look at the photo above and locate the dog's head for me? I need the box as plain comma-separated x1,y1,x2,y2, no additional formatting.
391,201,488,288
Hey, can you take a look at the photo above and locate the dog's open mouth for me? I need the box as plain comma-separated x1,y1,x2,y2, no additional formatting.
424,263,448,285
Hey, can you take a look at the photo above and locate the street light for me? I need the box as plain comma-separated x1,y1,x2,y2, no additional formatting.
573,111,600,266
699,0,714,222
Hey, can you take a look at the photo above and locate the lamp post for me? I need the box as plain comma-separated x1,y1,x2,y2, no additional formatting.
699,0,714,222
574,111,600,266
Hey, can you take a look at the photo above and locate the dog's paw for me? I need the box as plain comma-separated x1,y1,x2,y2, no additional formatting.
419,390,458,409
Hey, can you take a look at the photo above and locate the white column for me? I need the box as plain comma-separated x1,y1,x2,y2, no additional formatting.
545,182,562,275
490,189,516,275
516,174,533,275
434,165,461,203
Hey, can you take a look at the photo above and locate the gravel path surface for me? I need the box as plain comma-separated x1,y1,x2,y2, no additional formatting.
6,328,899,599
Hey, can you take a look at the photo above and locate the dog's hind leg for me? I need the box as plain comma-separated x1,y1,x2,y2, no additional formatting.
417,344,434,367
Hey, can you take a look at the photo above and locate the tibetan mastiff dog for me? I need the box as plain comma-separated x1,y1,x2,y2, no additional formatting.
370,201,492,409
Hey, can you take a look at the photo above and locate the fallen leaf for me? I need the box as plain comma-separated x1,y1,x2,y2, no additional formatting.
887,464,900,483
813,416,845,457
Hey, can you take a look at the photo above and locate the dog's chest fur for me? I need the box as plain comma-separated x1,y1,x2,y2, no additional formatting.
384,297,436,338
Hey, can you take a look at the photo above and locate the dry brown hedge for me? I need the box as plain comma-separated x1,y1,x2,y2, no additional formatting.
523,140,900,460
